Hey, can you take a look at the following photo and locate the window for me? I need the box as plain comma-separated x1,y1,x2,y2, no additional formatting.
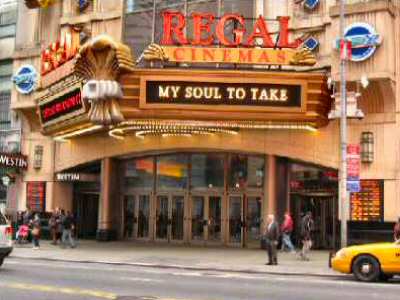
126,0,154,13
0,60,12,92
124,0,255,63
124,157,154,189
0,0,17,39
191,153,224,189
157,154,188,190
228,155,264,189
0,91,11,132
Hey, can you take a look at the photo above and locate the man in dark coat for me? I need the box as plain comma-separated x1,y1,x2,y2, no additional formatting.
264,214,280,265
394,217,400,242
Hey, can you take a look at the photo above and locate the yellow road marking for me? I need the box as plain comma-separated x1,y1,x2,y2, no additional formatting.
3,282,117,299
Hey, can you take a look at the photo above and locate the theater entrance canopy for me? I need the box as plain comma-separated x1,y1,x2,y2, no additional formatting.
34,36,331,140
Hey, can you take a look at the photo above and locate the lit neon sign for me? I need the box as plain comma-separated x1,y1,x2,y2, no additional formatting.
160,11,302,48
144,11,317,66
41,28,80,76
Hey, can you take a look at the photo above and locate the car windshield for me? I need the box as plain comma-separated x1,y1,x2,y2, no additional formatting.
0,213,6,225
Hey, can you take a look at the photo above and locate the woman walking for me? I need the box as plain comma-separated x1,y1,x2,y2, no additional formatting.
30,214,41,250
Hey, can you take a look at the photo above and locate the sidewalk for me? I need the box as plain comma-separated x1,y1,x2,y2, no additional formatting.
10,240,340,277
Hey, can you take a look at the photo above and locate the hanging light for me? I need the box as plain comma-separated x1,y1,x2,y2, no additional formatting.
33,145,44,169
361,131,374,163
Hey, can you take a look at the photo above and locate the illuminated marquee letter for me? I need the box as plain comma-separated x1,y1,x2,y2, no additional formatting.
192,13,215,46
277,16,302,48
161,11,188,45
216,14,245,46
247,15,274,47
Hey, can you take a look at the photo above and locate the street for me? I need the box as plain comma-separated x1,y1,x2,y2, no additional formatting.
0,258,399,300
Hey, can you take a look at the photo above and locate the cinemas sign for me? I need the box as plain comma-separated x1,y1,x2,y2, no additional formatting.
144,11,316,66
39,84,86,127
142,78,304,112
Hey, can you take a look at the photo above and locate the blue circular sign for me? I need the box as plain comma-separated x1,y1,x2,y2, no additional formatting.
12,65,38,94
344,23,381,62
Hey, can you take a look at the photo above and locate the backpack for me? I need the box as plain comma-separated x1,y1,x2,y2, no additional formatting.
63,216,72,230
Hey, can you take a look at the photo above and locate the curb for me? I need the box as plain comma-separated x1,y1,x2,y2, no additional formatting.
9,255,340,279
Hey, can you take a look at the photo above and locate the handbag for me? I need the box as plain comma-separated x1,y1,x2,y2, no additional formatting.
32,227,40,236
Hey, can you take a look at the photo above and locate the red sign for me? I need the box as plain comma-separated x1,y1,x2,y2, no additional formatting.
39,86,84,126
41,28,80,76
347,144,361,179
161,11,302,48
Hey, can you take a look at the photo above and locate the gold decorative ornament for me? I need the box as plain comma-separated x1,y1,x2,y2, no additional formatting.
25,0,56,8
289,48,317,66
143,44,169,62
74,35,135,125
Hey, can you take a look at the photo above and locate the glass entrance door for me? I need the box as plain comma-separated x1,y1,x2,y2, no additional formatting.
229,195,243,245
137,195,150,239
191,196,205,241
245,196,262,248
228,195,262,247
171,195,184,241
191,195,222,244
124,194,151,240
156,195,169,240
156,194,185,242
207,196,222,242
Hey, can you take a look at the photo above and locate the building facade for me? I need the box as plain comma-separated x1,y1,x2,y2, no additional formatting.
10,0,400,248
0,0,21,211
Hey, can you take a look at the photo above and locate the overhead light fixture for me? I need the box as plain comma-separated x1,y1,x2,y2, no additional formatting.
361,131,374,163
360,75,369,89
108,119,318,139
54,125,103,142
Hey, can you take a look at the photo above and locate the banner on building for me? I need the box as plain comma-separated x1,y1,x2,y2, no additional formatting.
347,144,361,192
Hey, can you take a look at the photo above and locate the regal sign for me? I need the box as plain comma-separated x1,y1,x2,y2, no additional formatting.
39,84,86,127
143,11,316,66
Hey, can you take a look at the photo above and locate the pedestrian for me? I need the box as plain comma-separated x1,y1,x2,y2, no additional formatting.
264,214,280,265
23,207,32,225
30,214,41,250
394,217,400,242
56,209,64,244
281,212,295,253
299,211,314,261
61,211,76,248
49,209,59,245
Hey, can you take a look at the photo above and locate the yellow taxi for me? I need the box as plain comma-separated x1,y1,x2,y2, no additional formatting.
331,242,400,282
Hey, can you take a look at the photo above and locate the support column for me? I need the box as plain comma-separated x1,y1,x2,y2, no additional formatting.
266,155,277,217
97,157,117,241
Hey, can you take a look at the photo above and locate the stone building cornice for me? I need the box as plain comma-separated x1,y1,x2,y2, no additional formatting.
60,11,122,26
330,0,396,17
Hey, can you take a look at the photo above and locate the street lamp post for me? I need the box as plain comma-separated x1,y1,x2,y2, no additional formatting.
339,0,349,248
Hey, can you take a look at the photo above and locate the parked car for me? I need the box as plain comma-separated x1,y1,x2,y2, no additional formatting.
331,242,400,282
0,211,13,267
